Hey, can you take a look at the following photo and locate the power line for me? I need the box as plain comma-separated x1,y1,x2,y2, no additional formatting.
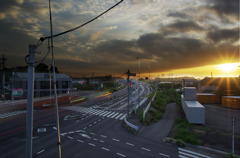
40,0,124,42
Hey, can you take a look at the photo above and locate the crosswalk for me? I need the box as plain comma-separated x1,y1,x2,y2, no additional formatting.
63,106,126,120
178,148,212,158
0,110,27,119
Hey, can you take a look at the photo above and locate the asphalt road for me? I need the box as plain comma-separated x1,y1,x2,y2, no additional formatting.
0,83,217,158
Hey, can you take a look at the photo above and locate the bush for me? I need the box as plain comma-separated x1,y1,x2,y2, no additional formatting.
173,118,200,145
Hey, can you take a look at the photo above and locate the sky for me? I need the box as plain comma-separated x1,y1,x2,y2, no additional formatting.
0,0,239,78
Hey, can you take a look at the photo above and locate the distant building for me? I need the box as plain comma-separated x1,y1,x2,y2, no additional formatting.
199,77,240,94
11,72,72,99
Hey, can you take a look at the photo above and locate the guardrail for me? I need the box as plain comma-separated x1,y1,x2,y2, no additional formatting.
123,117,139,132
143,92,156,122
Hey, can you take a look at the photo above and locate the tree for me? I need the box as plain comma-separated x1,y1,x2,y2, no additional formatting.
50,65,59,73
35,63,49,72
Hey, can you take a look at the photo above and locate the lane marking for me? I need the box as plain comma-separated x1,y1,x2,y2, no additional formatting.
126,142,134,146
93,138,98,141
100,135,107,138
76,130,85,133
37,128,46,133
80,134,91,139
90,132,96,135
68,131,74,134
67,136,73,139
77,139,84,143
159,153,170,157
101,147,110,151
83,127,87,130
112,138,120,142
37,149,45,155
88,143,96,147
100,140,105,143
89,124,92,127
116,153,126,157
141,147,151,152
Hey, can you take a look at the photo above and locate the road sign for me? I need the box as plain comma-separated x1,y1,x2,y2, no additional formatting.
12,88,23,97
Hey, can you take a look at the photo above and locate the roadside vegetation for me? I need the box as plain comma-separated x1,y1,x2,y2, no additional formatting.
171,118,200,145
141,88,181,125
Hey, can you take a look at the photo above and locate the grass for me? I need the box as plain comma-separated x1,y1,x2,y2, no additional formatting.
172,118,200,145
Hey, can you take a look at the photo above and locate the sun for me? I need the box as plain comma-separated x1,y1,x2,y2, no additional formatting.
216,63,239,72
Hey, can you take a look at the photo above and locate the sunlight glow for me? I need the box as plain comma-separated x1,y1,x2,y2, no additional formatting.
216,63,239,72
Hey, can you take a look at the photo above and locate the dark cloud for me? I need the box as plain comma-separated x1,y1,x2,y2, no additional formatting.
160,20,204,33
168,12,189,19
207,28,239,44
208,0,239,19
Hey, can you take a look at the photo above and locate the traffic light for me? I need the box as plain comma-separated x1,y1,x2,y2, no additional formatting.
130,82,133,90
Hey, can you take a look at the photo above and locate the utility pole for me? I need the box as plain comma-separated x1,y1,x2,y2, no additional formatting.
26,45,35,158
48,0,61,157
127,70,130,118
1,54,7,101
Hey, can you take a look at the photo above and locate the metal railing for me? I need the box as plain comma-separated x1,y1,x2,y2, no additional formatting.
143,92,156,122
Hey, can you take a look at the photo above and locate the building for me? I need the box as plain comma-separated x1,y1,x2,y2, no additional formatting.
199,77,240,94
11,72,72,99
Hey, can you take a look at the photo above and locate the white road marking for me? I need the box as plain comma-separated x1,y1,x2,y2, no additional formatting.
100,140,105,143
67,136,73,139
80,134,91,139
37,128,46,133
106,112,115,118
179,155,188,158
159,153,170,157
141,147,151,152
116,153,126,157
179,148,212,158
77,139,84,143
112,138,120,142
126,142,134,146
89,124,92,127
60,133,67,136
111,112,119,118
93,138,98,141
101,147,110,151
115,113,123,119
90,132,96,135
88,143,96,147
75,130,85,133
68,131,74,134
36,149,45,155
100,135,107,138
120,114,126,120
93,121,97,124
83,127,87,130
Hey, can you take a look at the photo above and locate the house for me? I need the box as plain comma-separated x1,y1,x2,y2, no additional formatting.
11,72,72,99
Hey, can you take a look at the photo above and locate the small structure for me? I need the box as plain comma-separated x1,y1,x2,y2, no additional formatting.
181,87,205,124
197,93,221,104
222,96,240,108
